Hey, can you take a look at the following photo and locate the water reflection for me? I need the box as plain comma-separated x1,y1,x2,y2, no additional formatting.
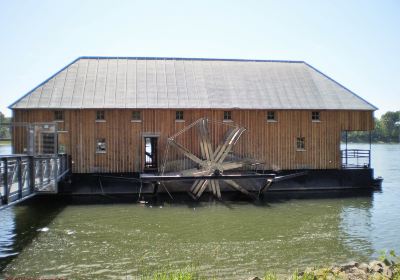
2,195,377,279
0,144,399,279
0,196,66,271
0,208,17,259
0,145,12,155
339,198,374,257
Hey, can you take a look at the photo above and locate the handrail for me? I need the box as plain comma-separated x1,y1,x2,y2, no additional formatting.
341,149,371,169
0,154,70,209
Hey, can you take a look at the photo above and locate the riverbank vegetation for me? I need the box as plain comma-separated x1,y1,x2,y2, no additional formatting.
0,140,11,145
343,110,400,143
140,252,400,280
0,111,11,140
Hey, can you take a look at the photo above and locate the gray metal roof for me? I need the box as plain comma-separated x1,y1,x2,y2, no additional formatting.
10,57,377,110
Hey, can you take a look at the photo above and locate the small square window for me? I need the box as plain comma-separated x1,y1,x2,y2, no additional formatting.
296,137,305,151
54,110,64,121
312,111,320,121
132,111,141,121
176,111,184,120
267,111,276,121
223,111,232,120
96,110,105,121
58,144,66,154
96,138,106,153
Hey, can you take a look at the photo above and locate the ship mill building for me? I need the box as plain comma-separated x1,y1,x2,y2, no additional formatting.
9,57,377,190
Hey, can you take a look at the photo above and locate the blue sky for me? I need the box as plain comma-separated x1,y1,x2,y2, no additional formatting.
0,0,399,117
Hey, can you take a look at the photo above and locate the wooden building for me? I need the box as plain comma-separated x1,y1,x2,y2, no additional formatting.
9,57,376,175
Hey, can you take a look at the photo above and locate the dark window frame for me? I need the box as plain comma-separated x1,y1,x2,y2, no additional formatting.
96,138,106,153
96,110,105,121
223,111,232,121
176,110,184,120
296,137,306,151
132,111,141,121
311,111,320,121
267,111,276,121
54,110,64,121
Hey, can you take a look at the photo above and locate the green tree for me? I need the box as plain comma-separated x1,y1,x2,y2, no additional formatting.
380,111,400,142
344,110,400,143
0,111,11,139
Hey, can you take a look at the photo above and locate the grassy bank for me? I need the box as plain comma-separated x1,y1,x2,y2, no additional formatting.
0,140,11,146
138,256,400,280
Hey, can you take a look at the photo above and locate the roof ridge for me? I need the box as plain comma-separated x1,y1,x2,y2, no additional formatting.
77,56,305,64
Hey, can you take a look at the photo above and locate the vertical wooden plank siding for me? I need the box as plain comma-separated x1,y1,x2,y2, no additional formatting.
12,109,374,173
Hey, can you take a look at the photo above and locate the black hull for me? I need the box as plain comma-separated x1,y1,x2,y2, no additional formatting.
59,168,382,197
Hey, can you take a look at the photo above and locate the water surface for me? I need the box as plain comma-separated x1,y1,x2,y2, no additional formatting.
0,145,12,155
1,144,399,279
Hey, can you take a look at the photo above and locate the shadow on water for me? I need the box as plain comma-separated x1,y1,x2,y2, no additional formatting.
58,188,375,208
0,195,66,271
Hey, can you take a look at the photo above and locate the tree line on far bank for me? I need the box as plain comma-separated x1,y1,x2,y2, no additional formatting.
0,111,11,140
343,110,400,143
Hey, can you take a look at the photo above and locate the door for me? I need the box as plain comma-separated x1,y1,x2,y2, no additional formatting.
144,137,158,170
40,133,57,155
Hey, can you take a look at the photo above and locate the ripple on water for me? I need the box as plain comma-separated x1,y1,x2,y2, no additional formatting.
1,144,400,279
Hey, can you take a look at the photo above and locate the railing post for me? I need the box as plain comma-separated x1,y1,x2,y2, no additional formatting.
346,130,349,167
29,156,35,194
53,156,58,193
39,159,43,189
17,157,23,199
2,159,8,205
368,150,371,168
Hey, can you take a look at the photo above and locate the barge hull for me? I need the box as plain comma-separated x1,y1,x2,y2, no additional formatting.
59,168,381,195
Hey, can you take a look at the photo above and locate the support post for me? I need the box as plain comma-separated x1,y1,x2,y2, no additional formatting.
369,131,372,167
17,157,23,199
54,156,58,193
28,156,35,193
345,131,348,168
39,159,43,189
2,159,8,205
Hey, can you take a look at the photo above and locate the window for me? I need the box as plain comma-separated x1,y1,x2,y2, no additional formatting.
296,137,305,151
223,111,232,120
96,138,106,153
96,110,105,121
41,133,56,154
58,144,66,154
54,110,64,121
267,111,276,121
311,111,320,121
132,111,141,121
176,111,184,120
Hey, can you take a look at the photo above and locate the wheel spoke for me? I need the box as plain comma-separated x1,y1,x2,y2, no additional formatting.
195,180,209,198
198,119,214,161
191,179,208,196
179,168,211,177
214,127,246,163
168,139,206,167
214,180,221,199
224,179,252,197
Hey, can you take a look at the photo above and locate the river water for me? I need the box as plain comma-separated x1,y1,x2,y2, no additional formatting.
0,144,399,279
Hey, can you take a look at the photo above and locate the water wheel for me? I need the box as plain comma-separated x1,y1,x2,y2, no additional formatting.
161,118,263,200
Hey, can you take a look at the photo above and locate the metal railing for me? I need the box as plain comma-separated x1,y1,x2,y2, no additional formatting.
341,149,371,169
0,154,70,207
